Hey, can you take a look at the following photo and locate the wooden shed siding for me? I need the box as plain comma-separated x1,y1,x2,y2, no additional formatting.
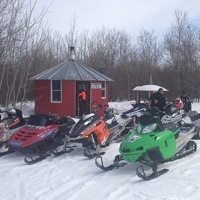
34,80,109,117
90,81,109,116
35,80,75,116
62,80,75,116
35,80,50,114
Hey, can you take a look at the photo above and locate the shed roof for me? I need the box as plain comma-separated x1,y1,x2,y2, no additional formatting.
132,84,169,92
30,59,113,81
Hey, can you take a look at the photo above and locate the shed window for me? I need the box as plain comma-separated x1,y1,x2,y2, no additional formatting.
51,80,62,102
101,81,106,99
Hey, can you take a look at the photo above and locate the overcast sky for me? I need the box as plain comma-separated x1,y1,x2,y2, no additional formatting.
35,0,200,38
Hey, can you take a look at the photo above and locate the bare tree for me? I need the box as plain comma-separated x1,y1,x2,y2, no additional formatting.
163,10,200,98
0,0,48,107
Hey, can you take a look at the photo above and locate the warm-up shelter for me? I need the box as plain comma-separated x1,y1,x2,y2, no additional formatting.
30,48,113,117
132,84,169,103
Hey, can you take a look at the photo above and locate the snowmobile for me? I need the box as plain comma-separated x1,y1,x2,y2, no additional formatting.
0,108,25,129
6,114,75,164
161,100,200,139
63,103,147,158
0,108,25,153
95,108,197,180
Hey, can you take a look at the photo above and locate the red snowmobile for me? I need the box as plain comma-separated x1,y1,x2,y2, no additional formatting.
6,114,75,164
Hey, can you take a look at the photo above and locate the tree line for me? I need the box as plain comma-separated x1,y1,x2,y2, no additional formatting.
1,0,200,108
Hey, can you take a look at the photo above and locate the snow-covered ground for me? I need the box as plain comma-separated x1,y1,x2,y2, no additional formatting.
1,102,200,200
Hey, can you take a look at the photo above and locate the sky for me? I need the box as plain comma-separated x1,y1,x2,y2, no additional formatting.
34,0,200,38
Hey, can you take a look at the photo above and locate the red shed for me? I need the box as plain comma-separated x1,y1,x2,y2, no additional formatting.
30,48,113,117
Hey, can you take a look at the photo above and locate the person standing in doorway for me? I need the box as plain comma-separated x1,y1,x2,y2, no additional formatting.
78,88,87,116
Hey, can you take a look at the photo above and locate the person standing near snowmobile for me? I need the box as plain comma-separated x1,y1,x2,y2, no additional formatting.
179,91,192,112
78,88,87,116
149,88,166,111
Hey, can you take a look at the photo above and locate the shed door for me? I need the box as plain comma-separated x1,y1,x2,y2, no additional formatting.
76,81,90,116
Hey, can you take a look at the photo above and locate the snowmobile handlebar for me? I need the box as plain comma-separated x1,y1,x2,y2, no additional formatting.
90,101,109,113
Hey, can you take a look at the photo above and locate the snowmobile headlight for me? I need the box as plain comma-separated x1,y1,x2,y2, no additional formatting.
142,124,157,134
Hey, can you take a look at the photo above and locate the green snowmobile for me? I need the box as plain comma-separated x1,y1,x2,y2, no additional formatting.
95,109,197,180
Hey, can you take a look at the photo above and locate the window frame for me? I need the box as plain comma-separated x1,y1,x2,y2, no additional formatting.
51,80,62,103
101,81,106,99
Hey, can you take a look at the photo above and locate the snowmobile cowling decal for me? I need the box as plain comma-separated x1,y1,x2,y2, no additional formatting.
9,140,22,147
129,135,141,142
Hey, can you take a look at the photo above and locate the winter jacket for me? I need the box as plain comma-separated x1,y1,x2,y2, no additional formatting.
149,92,166,111
78,90,87,101
179,95,191,112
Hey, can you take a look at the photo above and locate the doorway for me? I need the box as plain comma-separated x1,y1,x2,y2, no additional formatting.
76,81,90,116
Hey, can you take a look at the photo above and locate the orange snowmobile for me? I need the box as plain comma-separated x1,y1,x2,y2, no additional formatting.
63,103,147,158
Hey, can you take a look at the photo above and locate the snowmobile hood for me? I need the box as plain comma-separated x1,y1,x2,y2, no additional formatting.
8,125,58,148
119,127,178,163
69,115,99,138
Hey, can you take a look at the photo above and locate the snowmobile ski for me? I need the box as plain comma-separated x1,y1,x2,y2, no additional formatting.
95,155,127,171
136,165,169,180
51,148,74,156
0,149,14,157
83,148,105,159
24,154,51,165
136,140,197,180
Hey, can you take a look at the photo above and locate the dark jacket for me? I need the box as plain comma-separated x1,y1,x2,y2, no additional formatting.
179,95,191,112
149,92,166,111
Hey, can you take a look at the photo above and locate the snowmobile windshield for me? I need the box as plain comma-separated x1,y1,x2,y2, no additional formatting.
139,114,155,125
137,123,157,134
27,115,51,127
137,113,164,133
69,115,98,138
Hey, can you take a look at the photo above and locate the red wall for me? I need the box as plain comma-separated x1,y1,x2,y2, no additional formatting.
34,80,109,117
90,81,109,116
35,80,75,117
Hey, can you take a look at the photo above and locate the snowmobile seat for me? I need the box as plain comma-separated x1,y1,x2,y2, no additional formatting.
187,111,200,121
57,117,68,124
106,119,118,129
15,109,25,125
163,123,177,132
57,123,69,135
27,115,52,126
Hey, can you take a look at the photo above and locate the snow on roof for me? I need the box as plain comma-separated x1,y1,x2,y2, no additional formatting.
132,84,169,92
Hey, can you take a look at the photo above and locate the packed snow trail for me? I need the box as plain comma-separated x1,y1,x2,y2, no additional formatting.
1,102,200,200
